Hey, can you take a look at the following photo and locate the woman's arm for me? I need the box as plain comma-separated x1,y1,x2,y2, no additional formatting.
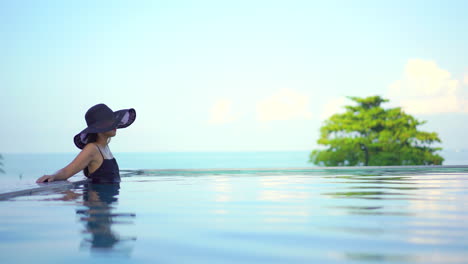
36,144,97,183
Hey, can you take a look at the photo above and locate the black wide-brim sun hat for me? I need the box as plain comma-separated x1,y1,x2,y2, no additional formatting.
74,104,136,149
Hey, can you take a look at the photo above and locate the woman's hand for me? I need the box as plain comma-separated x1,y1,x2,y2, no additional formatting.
35,144,97,184
36,174,56,183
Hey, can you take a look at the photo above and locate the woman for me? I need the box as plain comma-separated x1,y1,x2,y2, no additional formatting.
36,104,136,183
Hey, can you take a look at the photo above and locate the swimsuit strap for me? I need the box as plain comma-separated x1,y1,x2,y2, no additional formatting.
95,144,105,159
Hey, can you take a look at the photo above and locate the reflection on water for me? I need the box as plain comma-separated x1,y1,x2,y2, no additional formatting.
0,154,5,174
196,169,468,262
212,176,233,203
2,167,468,263
76,183,136,255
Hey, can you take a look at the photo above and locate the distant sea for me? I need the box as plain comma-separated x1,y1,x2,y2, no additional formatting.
0,150,466,184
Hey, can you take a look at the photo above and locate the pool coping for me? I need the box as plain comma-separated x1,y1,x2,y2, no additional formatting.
0,179,88,201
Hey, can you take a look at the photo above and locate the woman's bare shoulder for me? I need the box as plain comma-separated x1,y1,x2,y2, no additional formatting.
81,143,100,156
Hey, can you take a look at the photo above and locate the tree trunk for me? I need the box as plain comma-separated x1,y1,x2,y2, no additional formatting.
360,143,369,166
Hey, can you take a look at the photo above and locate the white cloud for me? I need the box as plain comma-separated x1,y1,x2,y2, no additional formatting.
320,97,347,120
464,71,468,86
256,88,312,122
208,99,238,124
388,59,468,114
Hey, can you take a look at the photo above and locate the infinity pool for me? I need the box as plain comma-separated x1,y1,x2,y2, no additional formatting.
1,167,468,263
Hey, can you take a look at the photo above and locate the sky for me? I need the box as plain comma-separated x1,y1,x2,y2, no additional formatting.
1,0,468,153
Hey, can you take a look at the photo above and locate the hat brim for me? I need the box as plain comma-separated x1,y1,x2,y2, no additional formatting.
74,108,136,149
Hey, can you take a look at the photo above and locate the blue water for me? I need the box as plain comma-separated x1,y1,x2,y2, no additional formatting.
0,152,312,191
1,152,468,263
1,167,468,263
1,150,466,182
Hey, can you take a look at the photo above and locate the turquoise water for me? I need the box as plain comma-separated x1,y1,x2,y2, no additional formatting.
0,152,312,193
0,151,311,178
1,150,466,185
1,167,468,263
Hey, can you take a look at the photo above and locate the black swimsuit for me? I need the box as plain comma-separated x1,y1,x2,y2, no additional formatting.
84,145,121,184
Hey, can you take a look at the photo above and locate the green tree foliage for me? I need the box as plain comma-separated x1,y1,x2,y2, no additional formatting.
310,96,444,166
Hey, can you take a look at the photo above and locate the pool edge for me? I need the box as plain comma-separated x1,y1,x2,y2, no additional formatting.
0,180,87,201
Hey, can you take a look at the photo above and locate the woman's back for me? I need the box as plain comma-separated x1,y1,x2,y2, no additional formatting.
84,144,121,184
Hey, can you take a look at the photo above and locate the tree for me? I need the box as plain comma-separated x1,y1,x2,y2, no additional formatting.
310,96,444,166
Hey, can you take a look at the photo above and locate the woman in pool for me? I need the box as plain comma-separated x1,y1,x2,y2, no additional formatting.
36,104,136,184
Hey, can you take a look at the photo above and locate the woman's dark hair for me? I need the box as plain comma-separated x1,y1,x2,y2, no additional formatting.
86,133,98,144
87,132,112,145
83,132,112,177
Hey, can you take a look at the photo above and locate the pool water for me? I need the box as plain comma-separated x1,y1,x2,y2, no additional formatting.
1,168,468,263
